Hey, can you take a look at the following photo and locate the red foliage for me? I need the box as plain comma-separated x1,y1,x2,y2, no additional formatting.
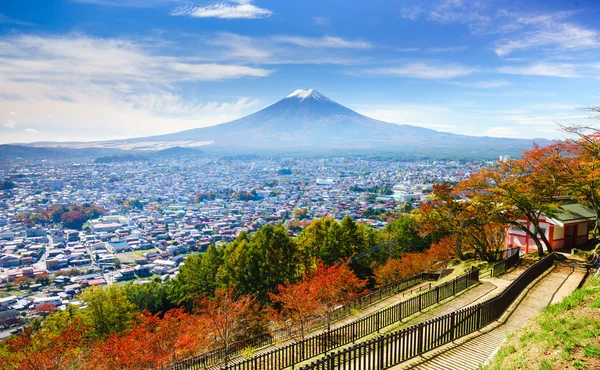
61,211,87,230
33,303,57,317
195,287,262,361
268,280,318,341
306,261,366,330
1,319,88,370
86,309,210,370
426,236,457,269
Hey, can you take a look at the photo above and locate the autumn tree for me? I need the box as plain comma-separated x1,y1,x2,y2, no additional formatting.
86,309,210,370
307,261,366,331
268,280,318,342
33,303,57,318
459,149,562,257
0,318,88,370
195,287,262,367
61,210,87,230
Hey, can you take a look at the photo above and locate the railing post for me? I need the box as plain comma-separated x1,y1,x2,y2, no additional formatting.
417,322,424,354
436,285,440,303
378,336,385,368
452,279,456,295
450,311,456,341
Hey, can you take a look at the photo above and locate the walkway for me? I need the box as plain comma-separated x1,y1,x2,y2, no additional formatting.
381,265,527,334
392,264,587,370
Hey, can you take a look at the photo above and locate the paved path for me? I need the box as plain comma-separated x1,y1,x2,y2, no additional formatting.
392,264,587,370
381,266,528,335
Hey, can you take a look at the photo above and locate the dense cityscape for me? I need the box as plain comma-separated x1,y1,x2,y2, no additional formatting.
0,157,485,339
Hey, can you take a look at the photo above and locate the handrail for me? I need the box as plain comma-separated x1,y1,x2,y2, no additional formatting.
300,252,556,370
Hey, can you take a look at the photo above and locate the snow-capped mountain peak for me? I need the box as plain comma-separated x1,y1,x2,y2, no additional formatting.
286,89,331,103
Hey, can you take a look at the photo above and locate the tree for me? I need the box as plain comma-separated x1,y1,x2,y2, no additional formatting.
268,280,318,342
217,224,299,302
79,285,136,338
170,244,223,308
195,287,262,367
459,150,562,257
379,216,430,259
418,183,508,262
0,180,15,190
86,309,210,370
0,318,88,370
61,211,87,230
425,236,457,269
307,262,366,331
125,281,173,314
47,205,67,223
33,303,57,318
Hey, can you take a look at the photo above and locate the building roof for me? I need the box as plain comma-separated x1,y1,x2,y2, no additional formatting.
547,203,597,227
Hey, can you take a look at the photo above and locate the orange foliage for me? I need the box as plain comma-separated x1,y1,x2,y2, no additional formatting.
374,241,456,288
1,318,88,370
426,236,457,269
268,280,318,341
307,261,366,330
195,287,262,361
86,308,210,370
33,303,57,317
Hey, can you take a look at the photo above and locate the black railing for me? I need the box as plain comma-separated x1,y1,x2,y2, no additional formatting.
300,252,555,370
208,269,479,370
166,271,440,370
491,248,521,277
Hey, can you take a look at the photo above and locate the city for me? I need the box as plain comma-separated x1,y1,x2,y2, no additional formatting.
0,156,483,336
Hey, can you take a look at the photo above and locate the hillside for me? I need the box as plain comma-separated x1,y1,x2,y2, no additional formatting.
25,89,550,157
485,275,600,370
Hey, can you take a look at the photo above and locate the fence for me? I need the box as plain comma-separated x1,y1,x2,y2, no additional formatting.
167,272,440,370
491,247,521,277
208,269,479,370
300,252,555,370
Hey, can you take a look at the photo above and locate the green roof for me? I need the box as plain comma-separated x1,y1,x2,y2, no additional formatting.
552,203,597,223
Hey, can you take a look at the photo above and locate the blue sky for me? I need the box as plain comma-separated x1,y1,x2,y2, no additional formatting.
1,0,599,143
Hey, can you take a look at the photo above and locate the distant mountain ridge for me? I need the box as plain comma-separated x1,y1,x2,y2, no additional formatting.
19,89,550,158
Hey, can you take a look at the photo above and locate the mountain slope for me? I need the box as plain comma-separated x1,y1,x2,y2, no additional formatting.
29,89,549,156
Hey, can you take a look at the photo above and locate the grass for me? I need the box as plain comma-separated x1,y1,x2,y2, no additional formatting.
484,276,600,370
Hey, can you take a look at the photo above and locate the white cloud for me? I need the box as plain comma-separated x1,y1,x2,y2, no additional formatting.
365,62,476,79
206,32,370,65
0,34,271,143
272,35,372,49
403,2,600,56
3,120,16,129
8,111,17,116
313,17,330,27
482,126,523,138
0,13,33,26
172,0,272,19
169,62,270,80
495,22,599,56
497,63,579,78
25,128,38,133
452,80,511,88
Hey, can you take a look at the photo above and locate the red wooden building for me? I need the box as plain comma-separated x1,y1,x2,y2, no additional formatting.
505,203,596,254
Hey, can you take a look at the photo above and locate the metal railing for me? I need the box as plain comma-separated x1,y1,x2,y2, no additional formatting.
212,270,479,370
166,271,440,369
300,252,555,370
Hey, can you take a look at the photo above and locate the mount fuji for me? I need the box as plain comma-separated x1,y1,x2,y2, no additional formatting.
27,89,549,157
